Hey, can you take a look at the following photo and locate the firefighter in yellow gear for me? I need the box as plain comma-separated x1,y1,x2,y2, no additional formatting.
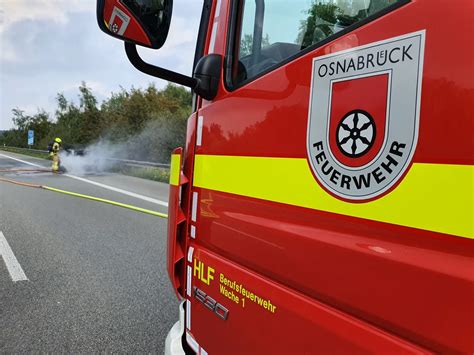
51,137,62,173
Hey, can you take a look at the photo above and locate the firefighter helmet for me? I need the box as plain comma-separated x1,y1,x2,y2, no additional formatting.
54,137,62,144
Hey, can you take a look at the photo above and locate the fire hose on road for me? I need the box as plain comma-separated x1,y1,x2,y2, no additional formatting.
0,170,168,219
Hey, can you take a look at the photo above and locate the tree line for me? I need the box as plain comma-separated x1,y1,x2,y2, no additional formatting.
0,82,192,163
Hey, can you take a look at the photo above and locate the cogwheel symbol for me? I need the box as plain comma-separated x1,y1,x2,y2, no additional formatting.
112,23,119,33
336,109,376,158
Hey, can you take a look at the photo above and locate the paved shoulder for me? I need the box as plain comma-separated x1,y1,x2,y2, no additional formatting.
0,151,177,352
0,152,170,210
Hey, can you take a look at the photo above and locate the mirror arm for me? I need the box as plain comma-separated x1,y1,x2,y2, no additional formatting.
125,42,198,89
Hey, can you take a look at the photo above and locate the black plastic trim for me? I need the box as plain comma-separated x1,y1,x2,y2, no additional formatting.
96,0,172,49
119,0,173,49
193,0,214,71
192,0,213,111
125,42,198,89
224,0,240,89
193,54,223,101
224,0,411,92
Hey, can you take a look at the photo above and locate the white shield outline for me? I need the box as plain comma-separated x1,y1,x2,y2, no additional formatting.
306,30,426,201
109,7,131,36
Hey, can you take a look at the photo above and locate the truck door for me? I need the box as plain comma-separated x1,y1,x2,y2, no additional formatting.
185,0,474,353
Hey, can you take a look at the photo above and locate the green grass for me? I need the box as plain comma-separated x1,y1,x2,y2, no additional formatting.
0,146,50,160
111,165,170,183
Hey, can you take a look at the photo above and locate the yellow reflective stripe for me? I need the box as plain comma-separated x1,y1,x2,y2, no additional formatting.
193,155,474,239
169,154,181,186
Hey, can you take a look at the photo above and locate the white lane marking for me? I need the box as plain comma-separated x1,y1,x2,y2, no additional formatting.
186,300,192,330
64,174,168,207
0,153,168,207
196,116,204,147
191,192,198,222
0,153,44,168
0,231,28,282
190,225,196,239
186,265,192,297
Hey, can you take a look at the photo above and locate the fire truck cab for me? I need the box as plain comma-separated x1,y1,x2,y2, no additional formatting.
96,0,473,353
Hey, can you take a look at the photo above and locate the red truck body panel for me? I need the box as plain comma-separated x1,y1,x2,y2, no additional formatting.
168,0,474,353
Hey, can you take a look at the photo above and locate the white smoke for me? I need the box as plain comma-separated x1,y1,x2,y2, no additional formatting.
60,140,125,175
59,119,182,175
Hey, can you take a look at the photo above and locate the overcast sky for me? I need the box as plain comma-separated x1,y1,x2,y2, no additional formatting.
0,0,202,130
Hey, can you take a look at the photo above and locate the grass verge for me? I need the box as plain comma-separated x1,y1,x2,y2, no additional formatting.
111,165,170,183
0,146,50,160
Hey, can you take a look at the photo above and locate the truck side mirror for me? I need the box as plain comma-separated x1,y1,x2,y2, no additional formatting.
96,0,221,101
96,0,173,49
193,54,222,101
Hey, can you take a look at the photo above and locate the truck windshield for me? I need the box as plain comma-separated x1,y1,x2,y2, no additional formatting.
232,0,402,86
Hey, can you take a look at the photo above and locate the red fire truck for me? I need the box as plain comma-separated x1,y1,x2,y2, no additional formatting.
96,0,473,353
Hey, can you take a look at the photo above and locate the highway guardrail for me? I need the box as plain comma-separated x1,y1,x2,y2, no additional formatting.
1,146,170,169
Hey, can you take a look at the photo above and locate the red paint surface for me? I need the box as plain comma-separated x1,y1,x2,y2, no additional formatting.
188,245,432,354
192,189,473,353
196,2,473,166
328,74,389,167
103,0,151,47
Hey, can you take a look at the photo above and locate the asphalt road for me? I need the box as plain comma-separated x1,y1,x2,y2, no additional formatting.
0,152,178,353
